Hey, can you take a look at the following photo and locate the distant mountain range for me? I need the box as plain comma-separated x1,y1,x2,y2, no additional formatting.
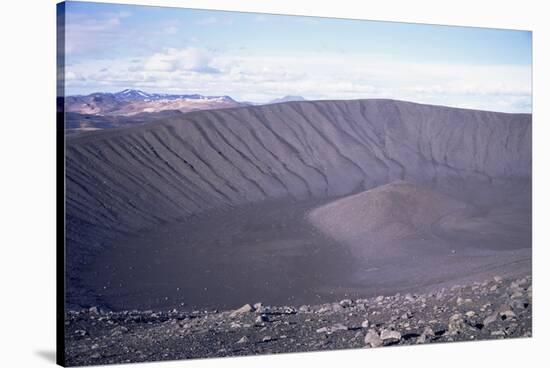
64,89,243,116
269,95,307,104
65,89,308,116
63,90,309,133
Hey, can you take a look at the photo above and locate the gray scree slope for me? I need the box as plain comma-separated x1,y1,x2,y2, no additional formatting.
65,99,531,309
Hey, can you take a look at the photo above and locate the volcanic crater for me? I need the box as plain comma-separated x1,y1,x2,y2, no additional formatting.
65,99,532,311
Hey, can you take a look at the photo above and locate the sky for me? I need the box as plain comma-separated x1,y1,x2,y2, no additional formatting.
60,1,532,112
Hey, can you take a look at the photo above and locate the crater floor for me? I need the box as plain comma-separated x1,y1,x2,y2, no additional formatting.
80,187,531,312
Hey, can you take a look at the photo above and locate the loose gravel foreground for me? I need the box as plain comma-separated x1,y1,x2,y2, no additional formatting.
65,275,532,366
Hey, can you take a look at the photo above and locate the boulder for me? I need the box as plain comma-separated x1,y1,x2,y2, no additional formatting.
230,304,254,317
448,314,466,335
380,329,401,345
364,329,383,348
339,299,354,308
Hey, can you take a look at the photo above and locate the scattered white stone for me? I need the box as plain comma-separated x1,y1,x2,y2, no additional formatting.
416,326,435,344
457,297,472,305
317,323,348,334
330,323,348,332
483,312,499,326
364,329,382,348
339,299,353,308
110,326,128,336
317,305,332,314
511,291,523,299
401,312,412,320
230,304,254,317
448,314,465,335
500,310,516,320
237,336,249,344
423,326,435,338
255,315,268,324
380,329,401,345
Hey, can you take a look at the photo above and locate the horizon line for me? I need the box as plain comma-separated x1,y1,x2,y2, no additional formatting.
62,90,532,115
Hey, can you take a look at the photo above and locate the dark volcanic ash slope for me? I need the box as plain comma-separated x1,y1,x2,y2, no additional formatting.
65,99,531,309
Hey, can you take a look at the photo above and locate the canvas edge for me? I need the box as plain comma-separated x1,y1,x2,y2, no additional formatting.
56,1,67,366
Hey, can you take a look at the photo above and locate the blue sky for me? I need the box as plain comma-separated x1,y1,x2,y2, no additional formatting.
62,1,532,112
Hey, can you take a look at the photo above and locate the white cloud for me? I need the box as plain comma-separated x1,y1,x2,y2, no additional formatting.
143,47,220,73
65,70,85,81
64,50,531,113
